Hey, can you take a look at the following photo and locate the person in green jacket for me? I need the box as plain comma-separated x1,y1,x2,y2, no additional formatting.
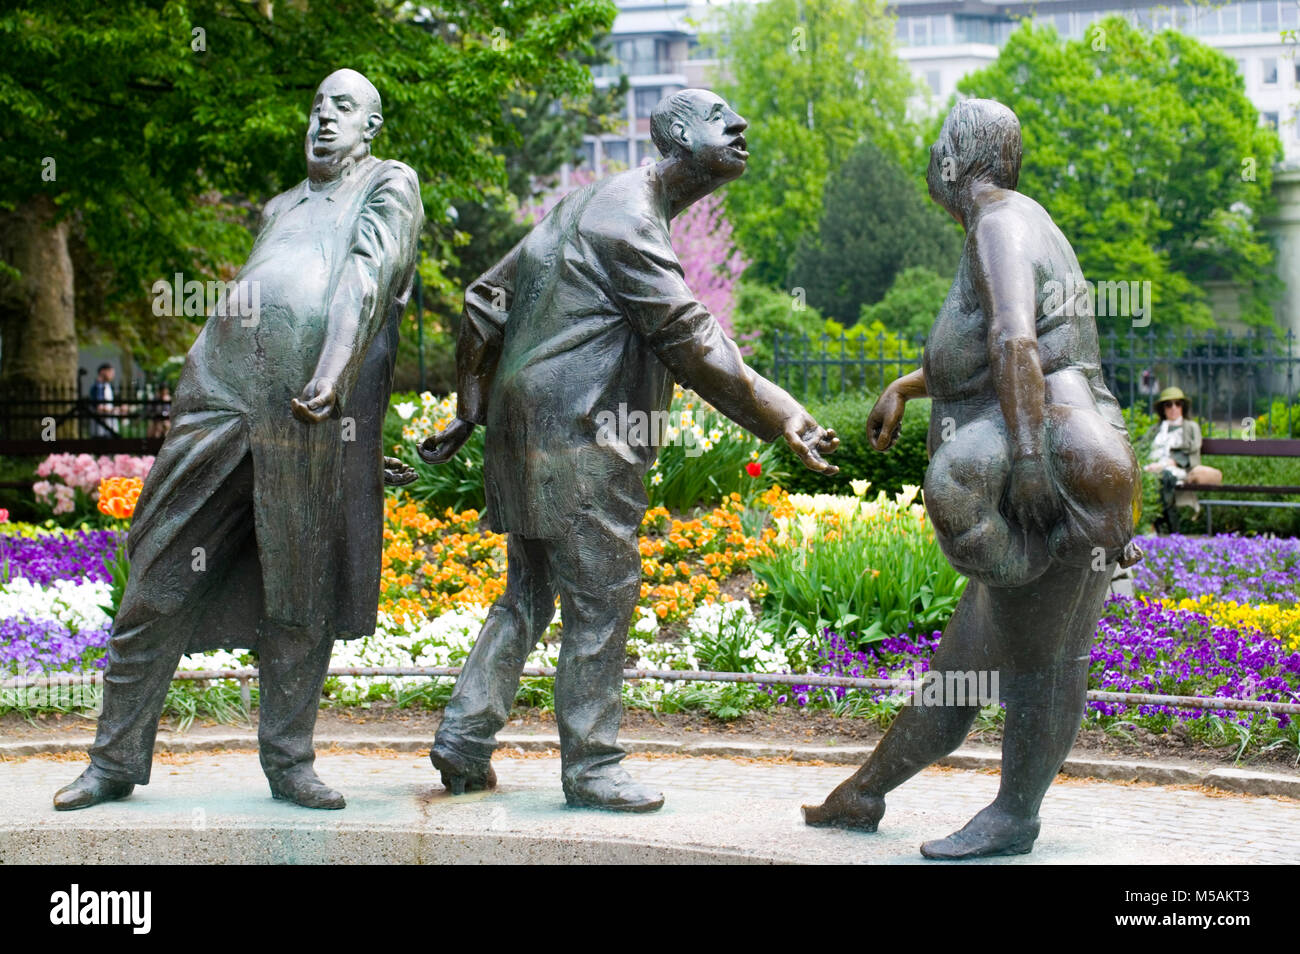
1142,386,1202,534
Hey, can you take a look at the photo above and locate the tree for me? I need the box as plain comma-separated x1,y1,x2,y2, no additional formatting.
858,266,953,341
957,19,1282,330
788,140,960,324
704,0,921,287
0,0,617,393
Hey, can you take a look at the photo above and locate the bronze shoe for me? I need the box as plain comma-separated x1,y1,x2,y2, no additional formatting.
267,767,346,810
54,768,135,811
430,749,497,795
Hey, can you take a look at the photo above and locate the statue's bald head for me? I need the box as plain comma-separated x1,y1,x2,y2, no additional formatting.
306,68,384,180
316,68,382,117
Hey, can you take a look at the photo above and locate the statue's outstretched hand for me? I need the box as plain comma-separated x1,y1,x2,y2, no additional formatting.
783,410,839,475
384,456,418,487
291,377,337,424
866,386,905,451
419,417,476,466
1004,455,1059,534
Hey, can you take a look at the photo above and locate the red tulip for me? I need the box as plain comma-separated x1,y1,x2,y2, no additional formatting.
745,461,762,478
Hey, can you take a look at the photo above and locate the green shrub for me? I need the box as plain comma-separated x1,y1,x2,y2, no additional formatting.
731,280,824,376
858,266,952,340
775,392,931,497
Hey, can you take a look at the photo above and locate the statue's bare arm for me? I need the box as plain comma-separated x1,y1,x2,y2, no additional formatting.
970,211,1058,532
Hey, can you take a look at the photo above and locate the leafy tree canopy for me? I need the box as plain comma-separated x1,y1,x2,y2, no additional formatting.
957,18,1282,330
704,0,922,287
858,266,952,341
789,140,960,324
0,0,616,368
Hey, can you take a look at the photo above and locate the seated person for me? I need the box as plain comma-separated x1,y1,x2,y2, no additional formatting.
1141,386,1203,534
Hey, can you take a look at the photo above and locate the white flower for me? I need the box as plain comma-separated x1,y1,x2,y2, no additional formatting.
896,484,921,508
651,472,663,485
394,402,417,421
851,479,871,497
0,578,112,633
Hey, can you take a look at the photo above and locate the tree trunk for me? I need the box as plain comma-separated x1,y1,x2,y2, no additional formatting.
0,195,78,438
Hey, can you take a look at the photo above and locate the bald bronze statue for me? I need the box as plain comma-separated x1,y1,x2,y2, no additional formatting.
421,89,839,812
54,69,424,811
803,100,1141,858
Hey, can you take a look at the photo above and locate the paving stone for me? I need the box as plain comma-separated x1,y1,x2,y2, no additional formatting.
3,750,1296,864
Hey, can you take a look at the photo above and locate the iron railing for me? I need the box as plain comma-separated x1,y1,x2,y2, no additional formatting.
3,667,1297,718
772,328,1300,438
0,383,169,454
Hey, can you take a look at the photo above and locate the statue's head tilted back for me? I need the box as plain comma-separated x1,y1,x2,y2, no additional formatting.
926,98,1022,218
306,69,384,182
650,88,749,183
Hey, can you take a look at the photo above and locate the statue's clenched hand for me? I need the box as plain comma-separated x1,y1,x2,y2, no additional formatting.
866,386,906,451
1003,455,1059,533
291,377,338,424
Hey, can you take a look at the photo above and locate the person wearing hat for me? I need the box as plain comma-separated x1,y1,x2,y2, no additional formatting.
1142,386,1202,533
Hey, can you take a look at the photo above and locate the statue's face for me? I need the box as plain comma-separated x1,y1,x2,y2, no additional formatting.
306,73,380,167
674,91,749,181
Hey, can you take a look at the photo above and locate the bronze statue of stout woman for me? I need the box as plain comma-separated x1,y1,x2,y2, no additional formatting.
803,99,1142,859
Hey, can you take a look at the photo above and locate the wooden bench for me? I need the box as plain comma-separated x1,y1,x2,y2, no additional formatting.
1176,438,1300,533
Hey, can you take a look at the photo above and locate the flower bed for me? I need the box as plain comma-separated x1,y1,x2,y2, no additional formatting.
3,465,1298,755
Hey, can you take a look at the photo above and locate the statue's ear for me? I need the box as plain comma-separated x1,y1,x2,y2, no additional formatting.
364,112,384,142
670,119,689,151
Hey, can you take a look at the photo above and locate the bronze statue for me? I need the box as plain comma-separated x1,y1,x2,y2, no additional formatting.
803,99,1141,858
54,69,424,812
420,89,839,812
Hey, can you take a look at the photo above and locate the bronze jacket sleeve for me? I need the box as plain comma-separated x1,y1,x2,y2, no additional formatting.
601,218,799,442
455,238,524,426
310,160,423,414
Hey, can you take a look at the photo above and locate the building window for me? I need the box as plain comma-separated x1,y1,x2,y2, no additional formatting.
604,139,629,169
926,70,942,95
578,140,596,170
1263,57,1279,85
1241,1,1261,31
634,87,663,118
1264,111,1279,131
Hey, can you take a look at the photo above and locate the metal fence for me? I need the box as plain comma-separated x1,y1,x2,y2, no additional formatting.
0,383,169,455
772,328,1300,438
